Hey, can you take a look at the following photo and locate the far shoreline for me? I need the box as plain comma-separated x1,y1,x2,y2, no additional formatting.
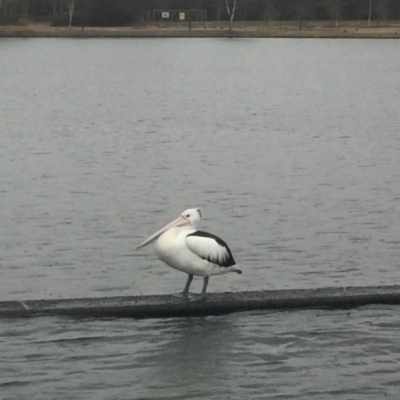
1,21,400,39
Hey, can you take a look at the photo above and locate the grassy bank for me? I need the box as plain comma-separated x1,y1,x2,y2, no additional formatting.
1,21,400,38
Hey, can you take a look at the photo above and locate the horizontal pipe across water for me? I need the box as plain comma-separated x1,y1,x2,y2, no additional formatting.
1,285,400,319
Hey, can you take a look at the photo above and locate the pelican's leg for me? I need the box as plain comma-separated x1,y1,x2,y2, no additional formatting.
200,276,209,299
186,276,209,301
182,274,193,296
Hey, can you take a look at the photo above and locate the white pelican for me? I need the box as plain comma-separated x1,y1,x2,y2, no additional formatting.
137,208,241,299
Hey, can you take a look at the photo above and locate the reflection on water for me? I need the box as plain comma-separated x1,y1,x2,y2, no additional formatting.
145,318,234,398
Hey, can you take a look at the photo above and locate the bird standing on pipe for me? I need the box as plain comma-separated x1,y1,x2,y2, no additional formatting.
138,208,242,299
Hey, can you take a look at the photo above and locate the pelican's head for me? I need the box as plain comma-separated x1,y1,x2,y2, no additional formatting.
180,208,202,229
137,207,202,249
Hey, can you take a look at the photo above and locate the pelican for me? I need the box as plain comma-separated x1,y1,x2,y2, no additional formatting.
137,208,241,299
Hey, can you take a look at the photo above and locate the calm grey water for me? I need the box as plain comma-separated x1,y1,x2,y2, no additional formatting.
1,307,400,400
1,38,400,398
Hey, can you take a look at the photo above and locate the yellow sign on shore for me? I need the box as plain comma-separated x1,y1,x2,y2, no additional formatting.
179,12,185,21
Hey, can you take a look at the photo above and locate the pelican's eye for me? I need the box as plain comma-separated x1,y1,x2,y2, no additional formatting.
185,214,190,218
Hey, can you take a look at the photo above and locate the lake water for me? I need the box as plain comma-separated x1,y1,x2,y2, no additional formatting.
1,38,400,398
2,306,400,400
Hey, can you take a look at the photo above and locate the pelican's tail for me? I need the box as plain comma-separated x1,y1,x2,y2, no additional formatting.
230,266,242,275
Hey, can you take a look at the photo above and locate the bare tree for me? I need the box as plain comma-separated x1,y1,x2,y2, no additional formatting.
225,0,255,32
368,0,372,26
334,0,339,27
323,0,341,27
67,0,74,28
225,0,237,32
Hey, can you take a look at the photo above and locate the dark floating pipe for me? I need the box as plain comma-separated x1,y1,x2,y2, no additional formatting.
1,285,400,319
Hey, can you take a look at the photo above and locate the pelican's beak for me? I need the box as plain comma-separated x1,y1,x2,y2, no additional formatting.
137,215,189,249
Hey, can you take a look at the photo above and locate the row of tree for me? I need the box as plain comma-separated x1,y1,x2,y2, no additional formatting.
1,0,400,27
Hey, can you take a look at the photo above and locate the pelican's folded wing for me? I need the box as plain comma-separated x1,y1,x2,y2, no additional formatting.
185,231,236,267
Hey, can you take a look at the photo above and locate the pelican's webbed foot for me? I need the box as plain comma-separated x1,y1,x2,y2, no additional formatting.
187,293,206,302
